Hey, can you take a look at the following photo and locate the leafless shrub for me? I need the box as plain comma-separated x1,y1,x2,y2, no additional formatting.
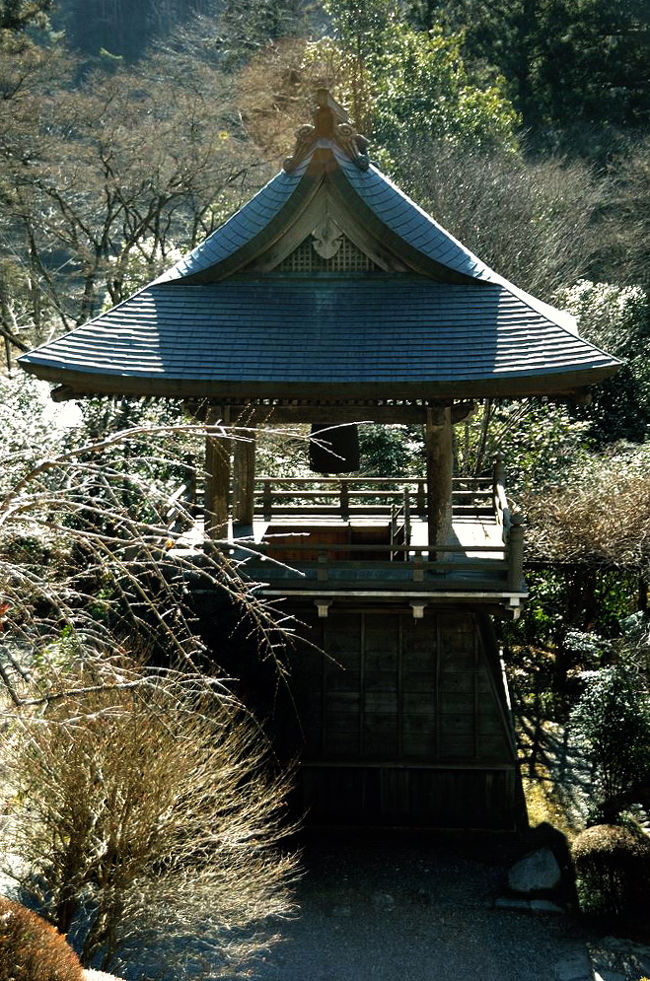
522,450,650,573
0,417,298,707
1,674,299,977
400,139,605,301
0,417,302,977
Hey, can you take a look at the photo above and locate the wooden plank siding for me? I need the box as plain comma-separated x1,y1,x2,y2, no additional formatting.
286,607,519,829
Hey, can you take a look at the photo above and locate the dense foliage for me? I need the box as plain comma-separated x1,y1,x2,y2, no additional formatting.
571,664,650,819
572,823,650,922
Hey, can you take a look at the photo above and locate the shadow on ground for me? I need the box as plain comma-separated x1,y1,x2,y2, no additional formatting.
252,831,596,981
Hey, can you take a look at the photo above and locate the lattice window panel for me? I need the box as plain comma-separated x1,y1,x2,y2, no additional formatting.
277,234,380,272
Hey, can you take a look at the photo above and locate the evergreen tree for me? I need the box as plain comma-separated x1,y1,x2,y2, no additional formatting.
405,0,650,136
0,0,53,32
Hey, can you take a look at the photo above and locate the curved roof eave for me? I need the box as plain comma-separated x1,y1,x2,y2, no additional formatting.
18,275,621,399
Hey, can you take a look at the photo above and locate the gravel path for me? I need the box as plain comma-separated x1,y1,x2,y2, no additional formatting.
252,832,596,981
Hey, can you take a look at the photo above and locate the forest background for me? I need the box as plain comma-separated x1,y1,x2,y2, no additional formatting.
3,0,650,658
2,0,650,975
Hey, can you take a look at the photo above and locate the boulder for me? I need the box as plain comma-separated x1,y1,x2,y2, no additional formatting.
508,848,562,894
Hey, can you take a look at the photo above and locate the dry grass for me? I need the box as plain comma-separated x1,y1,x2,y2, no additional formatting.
524,467,650,573
0,677,299,978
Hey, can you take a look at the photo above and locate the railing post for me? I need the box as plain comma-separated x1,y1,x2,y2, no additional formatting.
317,550,328,582
493,456,506,493
493,456,505,514
340,479,350,521
507,513,525,591
403,486,411,547
263,479,272,521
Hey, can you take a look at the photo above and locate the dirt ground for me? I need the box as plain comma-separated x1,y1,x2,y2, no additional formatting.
250,831,597,981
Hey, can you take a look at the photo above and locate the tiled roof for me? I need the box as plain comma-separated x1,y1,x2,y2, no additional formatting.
154,144,577,333
156,163,307,284
19,138,620,396
20,276,620,397
334,150,578,332
336,151,490,282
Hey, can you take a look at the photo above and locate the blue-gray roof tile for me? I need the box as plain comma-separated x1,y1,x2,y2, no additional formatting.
20,277,619,396
19,139,620,397
155,163,307,284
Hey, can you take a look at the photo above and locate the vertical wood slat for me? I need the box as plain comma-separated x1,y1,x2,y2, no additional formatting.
232,433,256,525
262,479,272,521
359,613,366,759
507,514,525,591
397,615,404,761
340,479,350,521
204,407,231,542
473,627,479,761
321,618,328,758
425,405,453,555
434,615,441,761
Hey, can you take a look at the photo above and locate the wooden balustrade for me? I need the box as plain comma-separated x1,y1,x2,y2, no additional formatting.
183,462,526,596
252,475,493,521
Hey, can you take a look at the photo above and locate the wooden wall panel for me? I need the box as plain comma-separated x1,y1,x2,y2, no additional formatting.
287,606,520,828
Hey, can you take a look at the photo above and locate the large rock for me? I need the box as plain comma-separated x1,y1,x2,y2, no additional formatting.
508,848,562,894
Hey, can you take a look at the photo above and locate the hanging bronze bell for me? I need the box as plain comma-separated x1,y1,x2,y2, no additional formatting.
309,423,360,474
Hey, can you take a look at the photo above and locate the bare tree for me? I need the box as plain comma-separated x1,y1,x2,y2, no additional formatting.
0,403,301,977
400,138,606,302
0,40,267,350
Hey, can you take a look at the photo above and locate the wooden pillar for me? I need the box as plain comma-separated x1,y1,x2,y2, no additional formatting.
204,408,231,543
232,433,256,526
507,513,525,592
425,405,453,554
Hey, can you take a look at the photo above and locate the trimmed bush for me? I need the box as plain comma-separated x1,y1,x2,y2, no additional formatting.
570,665,650,821
0,896,84,981
572,824,650,921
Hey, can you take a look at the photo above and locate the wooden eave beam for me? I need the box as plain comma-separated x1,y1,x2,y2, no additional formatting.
36,367,620,403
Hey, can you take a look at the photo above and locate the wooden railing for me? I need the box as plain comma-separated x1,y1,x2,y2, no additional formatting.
389,487,411,560
255,475,494,522
238,464,525,594
174,461,526,594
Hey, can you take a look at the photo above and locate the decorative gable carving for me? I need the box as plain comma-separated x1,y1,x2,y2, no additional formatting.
283,88,369,173
277,233,380,273
312,216,343,259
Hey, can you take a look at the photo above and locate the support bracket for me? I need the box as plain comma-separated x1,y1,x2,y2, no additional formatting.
315,599,333,619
